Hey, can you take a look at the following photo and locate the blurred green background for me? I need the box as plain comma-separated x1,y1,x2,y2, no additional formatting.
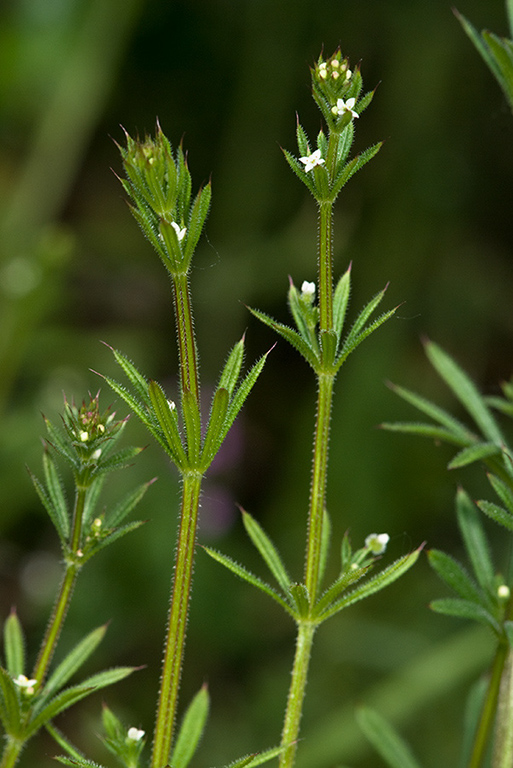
1,0,513,765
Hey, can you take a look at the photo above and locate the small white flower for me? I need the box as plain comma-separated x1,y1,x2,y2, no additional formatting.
498,584,510,600
301,281,316,298
79,431,89,442
171,222,186,241
91,448,102,461
332,71,340,80
127,727,145,742
331,97,359,119
365,533,390,555
13,675,37,695
167,399,176,411
345,69,352,81
318,62,328,79
331,59,340,69
299,149,325,173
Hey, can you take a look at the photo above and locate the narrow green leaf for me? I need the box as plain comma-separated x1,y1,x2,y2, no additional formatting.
100,374,163,447
107,479,154,528
55,758,106,767
225,745,284,768
0,666,21,734
313,565,369,619
43,449,69,540
183,182,212,266
42,625,107,703
504,621,513,649
482,31,513,104
460,678,488,768
93,446,144,476
109,346,151,406
202,548,295,618
101,702,124,741
43,418,78,468
335,122,354,167
81,521,145,564
343,286,386,343
218,338,245,397
288,584,310,618
296,121,310,156
386,382,476,442
332,266,351,346
248,307,319,369
148,379,187,467
221,351,269,440
320,330,338,369
487,473,513,515
428,550,482,603
4,610,25,678
46,722,87,762
356,706,423,768
288,280,313,343
281,149,317,196
425,341,504,445
182,389,201,463
81,474,106,532
317,548,420,622
336,307,397,370
429,598,500,633
201,388,229,467
242,510,291,594
456,11,505,84
456,488,495,596
380,422,471,446
447,441,501,470
28,469,68,547
477,500,513,533
330,142,382,200
170,684,209,768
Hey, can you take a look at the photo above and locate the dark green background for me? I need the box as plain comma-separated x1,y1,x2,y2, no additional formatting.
1,0,512,765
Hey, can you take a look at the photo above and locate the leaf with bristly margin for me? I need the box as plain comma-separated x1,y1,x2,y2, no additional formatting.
336,307,397,370
92,446,144,476
182,389,202,464
46,722,88,762
242,510,291,594
447,441,501,470
4,610,25,679
313,565,369,619
183,182,212,266
477,500,513,533
170,684,209,768
218,338,245,398
425,341,504,446
0,665,21,734
384,381,476,442
288,584,310,619
357,706,423,768
487,473,513,515
333,266,351,346
107,479,154,528
201,388,229,468
288,280,315,345
330,143,382,201
296,121,310,157
108,346,151,407
54,758,106,767
456,488,495,596
248,307,319,369
482,31,513,106
429,598,500,633
148,379,187,468
42,448,69,539
100,374,165,452
316,548,420,622
428,550,483,603
28,667,137,737
380,422,471,445
220,351,270,442
222,745,285,768
203,548,295,619
28,468,68,547
41,625,107,704
282,149,317,197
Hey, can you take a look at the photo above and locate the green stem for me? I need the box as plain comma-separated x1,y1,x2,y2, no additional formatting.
493,647,513,767
318,202,333,333
32,484,87,685
279,621,316,768
151,471,203,768
468,639,509,768
172,272,200,404
0,737,24,768
304,373,335,600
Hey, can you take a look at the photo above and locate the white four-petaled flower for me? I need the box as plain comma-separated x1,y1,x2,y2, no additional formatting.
299,149,325,173
13,675,37,695
171,222,187,241
127,727,145,742
331,97,359,119
365,532,390,555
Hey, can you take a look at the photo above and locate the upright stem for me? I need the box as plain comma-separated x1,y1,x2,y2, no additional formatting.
280,188,337,768
0,737,24,768
279,622,316,768
468,639,508,768
151,470,202,768
32,484,87,685
172,272,200,404
493,646,513,768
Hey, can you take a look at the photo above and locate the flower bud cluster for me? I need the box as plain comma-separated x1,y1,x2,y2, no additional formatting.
63,394,123,464
311,49,364,132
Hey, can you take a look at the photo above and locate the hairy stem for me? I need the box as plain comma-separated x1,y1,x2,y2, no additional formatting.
279,621,316,768
32,484,87,685
0,737,24,768
468,639,508,768
493,647,513,768
172,272,200,405
151,470,203,768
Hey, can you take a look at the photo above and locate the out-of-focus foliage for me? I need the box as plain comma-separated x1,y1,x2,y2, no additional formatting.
1,1,512,766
